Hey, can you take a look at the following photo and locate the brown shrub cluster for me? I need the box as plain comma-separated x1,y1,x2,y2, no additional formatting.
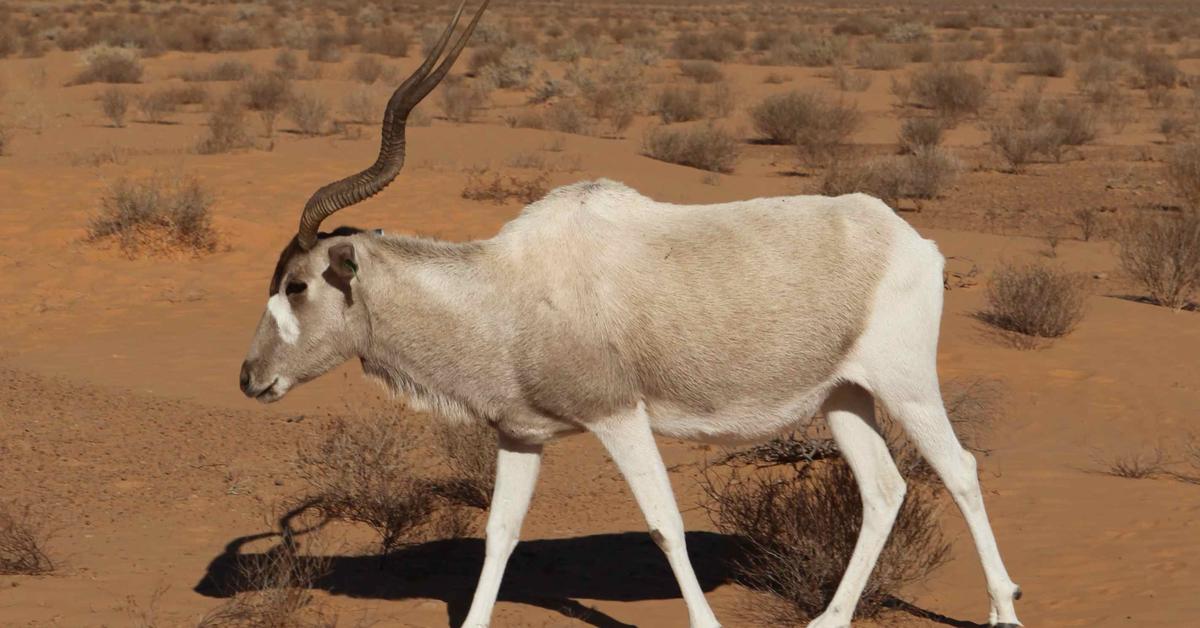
88,173,218,256
750,90,861,163
642,124,740,173
1116,208,1200,310
0,501,54,575
979,261,1087,346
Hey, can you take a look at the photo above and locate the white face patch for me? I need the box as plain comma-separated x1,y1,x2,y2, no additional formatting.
267,293,301,345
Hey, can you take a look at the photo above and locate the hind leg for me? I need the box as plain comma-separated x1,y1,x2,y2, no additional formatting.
808,384,907,628
879,385,1022,627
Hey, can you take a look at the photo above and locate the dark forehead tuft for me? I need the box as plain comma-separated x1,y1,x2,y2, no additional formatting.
267,227,365,295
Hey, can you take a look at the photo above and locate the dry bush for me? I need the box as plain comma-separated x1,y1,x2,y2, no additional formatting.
72,44,142,84
0,501,55,575
288,91,330,136
438,77,491,123
820,147,960,204
755,30,847,67
307,29,343,63
987,95,1097,172
750,90,861,162
181,59,253,82
763,72,790,85
361,25,411,58
242,72,292,138
568,56,646,135
833,14,891,37
543,100,592,135
1100,447,1166,480
197,541,334,628
979,262,1087,344
1115,209,1200,310
642,124,739,173
433,421,497,509
671,31,734,62
1002,41,1068,77
349,55,384,84
831,64,871,92
297,414,454,555
1132,48,1179,90
136,90,177,124
1159,114,1194,143
1071,207,1104,242
462,167,549,204
342,86,382,125
1077,56,1125,105
905,63,987,119
477,46,537,89
196,93,251,155
1166,142,1200,209
88,173,218,256
654,85,705,123
701,437,950,623
679,60,723,84
856,42,904,71
99,86,129,128
898,117,945,153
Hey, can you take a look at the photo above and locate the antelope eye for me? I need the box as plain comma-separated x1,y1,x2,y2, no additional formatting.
285,281,307,296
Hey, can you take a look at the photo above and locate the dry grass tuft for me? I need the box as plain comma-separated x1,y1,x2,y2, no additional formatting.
0,501,55,575
904,63,987,119
462,167,549,204
439,77,491,123
898,117,946,153
750,90,861,162
702,432,951,623
1166,142,1200,210
1100,447,1166,480
679,60,724,84
196,93,252,155
642,124,739,173
820,147,961,204
288,91,330,136
99,86,130,128
1115,208,1200,310
72,45,142,84
242,72,292,138
978,261,1087,345
197,540,334,628
88,172,218,256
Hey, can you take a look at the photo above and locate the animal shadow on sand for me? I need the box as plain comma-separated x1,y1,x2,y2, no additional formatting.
194,506,735,627
194,504,984,627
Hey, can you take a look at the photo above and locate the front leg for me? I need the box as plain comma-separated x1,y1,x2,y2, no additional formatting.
590,402,721,628
461,434,543,628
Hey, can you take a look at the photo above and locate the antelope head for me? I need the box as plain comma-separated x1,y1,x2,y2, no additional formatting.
239,0,490,403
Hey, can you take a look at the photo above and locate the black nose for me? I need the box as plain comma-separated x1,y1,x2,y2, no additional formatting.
239,361,253,395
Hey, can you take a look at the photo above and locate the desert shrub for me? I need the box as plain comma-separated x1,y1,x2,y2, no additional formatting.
288,91,330,136
342,86,381,124
274,49,299,78
679,60,723,84
856,42,904,70
898,117,945,153
821,147,960,204
196,93,251,154
242,72,292,137
1159,114,1194,142
0,501,54,575
831,64,872,92
307,29,342,63
543,100,592,135
88,173,218,255
527,72,566,104
1076,56,1125,105
988,95,1097,171
1000,41,1067,77
1167,143,1200,209
72,44,142,84
759,32,847,67
196,545,333,628
569,56,646,135
833,14,890,37
136,90,177,124
654,85,705,123
162,84,210,107
671,30,733,62
750,90,861,161
349,55,384,84
432,421,497,509
438,77,491,123
642,124,739,173
1132,48,1179,89
884,22,930,44
1116,209,1200,309
361,25,411,58
980,262,1086,342
906,63,987,118
478,46,537,89
296,414,457,554
462,167,548,204
99,86,129,127
181,59,252,82
702,436,951,623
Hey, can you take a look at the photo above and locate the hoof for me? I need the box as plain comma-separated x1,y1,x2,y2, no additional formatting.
994,624,1021,628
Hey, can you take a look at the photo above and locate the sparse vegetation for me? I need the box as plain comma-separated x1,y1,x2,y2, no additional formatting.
905,63,987,119
180,60,252,82
0,501,54,575
461,167,549,204
196,93,251,154
679,60,724,84
288,91,330,136
979,261,1087,345
820,147,961,204
242,72,292,138
898,117,945,153
1115,209,1200,310
439,77,491,123
642,124,739,173
72,44,142,84
99,87,130,128
750,90,861,162
88,172,218,256
196,539,333,628
654,85,706,123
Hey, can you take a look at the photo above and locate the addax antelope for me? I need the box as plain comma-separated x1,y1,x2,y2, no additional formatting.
238,2,1022,626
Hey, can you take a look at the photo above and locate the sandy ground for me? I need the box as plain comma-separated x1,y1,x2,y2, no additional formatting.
2,25,1199,628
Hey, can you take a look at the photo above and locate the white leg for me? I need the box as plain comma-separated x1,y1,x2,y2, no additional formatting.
809,385,907,628
461,435,543,628
590,402,721,628
883,391,1022,627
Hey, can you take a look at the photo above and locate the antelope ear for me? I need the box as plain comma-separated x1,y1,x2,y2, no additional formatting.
328,243,357,281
